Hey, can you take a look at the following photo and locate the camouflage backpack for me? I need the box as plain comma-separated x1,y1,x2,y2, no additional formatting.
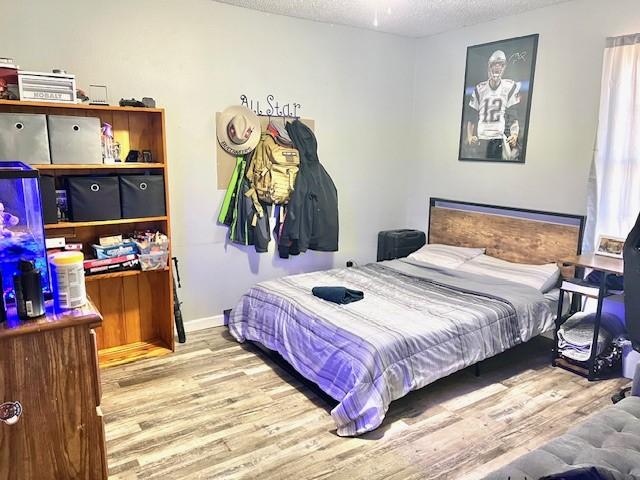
245,133,300,217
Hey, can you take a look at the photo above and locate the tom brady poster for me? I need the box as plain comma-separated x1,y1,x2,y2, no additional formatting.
458,34,539,163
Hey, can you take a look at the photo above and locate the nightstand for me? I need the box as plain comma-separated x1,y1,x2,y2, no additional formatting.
553,254,624,380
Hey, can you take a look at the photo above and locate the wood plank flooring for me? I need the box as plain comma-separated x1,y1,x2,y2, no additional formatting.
102,328,630,479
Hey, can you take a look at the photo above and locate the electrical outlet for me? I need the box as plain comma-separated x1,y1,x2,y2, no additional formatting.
346,261,354,268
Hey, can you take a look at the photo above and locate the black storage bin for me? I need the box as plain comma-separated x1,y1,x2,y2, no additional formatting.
66,176,121,222
119,175,166,218
38,174,58,224
377,229,426,261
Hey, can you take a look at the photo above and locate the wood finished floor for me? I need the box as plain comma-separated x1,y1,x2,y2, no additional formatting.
103,328,630,480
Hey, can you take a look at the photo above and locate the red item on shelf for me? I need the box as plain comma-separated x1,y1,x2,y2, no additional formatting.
83,254,137,270
85,259,140,275
0,59,18,99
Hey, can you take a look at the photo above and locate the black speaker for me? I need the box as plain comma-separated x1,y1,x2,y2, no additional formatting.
119,175,166,218
38,174,58,224
66,176,121,222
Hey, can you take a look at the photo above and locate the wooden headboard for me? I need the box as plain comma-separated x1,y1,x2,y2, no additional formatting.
428,198,585,265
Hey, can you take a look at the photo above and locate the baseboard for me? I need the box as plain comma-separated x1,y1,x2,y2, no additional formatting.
183,314,226,332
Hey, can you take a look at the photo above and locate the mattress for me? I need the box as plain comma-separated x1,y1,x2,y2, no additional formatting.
229,259,556,436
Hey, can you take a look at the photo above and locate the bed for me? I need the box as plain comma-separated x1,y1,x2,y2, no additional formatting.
229,199,586,436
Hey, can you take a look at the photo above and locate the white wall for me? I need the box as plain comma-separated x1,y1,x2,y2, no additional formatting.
407,0,640,231
2,0,416,324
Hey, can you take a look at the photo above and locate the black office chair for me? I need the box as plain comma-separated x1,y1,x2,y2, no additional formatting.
612,212,640,402
625,213,640,351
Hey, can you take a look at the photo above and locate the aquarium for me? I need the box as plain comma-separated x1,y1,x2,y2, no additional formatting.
0,161,49,299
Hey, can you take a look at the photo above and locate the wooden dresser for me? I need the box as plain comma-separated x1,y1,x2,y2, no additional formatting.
0,302,107,480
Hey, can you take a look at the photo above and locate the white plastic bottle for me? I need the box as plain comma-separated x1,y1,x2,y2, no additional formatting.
49,251,87,309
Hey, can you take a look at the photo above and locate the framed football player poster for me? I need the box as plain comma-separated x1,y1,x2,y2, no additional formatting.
458,34,539,163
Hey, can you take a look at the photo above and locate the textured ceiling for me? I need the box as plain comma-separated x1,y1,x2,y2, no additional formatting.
213,0,571,37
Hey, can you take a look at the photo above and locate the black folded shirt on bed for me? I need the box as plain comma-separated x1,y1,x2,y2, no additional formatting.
312,286,364,305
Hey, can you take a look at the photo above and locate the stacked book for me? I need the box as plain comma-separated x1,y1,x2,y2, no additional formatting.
84,255,140,276
83,234,140,276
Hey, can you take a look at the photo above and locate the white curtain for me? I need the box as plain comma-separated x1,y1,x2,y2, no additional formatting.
585,33,640,251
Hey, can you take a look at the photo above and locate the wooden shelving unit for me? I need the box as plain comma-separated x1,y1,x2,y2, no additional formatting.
0,99,175,367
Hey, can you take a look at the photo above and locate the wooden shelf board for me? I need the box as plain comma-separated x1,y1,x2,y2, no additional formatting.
0,99,164,114
35,163,165,170
553,356,590,377
98,339,172,368
560,254,624,276
560,288,611,299
85,267,169,282
45,216,167,229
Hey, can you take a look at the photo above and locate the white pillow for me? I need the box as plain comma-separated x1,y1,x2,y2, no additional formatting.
407,244,485,269
457,254,560,292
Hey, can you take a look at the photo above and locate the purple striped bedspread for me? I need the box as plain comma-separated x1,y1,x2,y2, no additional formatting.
229,260,555,436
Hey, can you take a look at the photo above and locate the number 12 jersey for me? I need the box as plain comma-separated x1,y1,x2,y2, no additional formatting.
469,79,520,140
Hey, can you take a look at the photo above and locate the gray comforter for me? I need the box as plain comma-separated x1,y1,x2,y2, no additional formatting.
229,259,555,436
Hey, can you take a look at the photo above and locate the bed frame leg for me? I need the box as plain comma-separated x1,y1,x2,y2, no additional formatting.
474,363,481,377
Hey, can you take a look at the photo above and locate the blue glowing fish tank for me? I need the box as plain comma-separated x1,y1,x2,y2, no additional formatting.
0,161,49,298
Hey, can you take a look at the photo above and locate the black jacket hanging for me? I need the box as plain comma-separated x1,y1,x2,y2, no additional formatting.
278,120,339,257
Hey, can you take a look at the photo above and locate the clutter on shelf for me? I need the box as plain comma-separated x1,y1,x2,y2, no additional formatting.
0,55,161,109
124,150,153,163
89,84,108,105
0,57,19,100
19,70,77,103
133,231,170,271
93,240,138,259
119,97,156,108
76,89,89,103
101,122,117,163
46,230,170,277
55,189,68,221
84,254,140,275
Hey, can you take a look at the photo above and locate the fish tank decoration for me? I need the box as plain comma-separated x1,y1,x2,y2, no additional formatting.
0,162,49,300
